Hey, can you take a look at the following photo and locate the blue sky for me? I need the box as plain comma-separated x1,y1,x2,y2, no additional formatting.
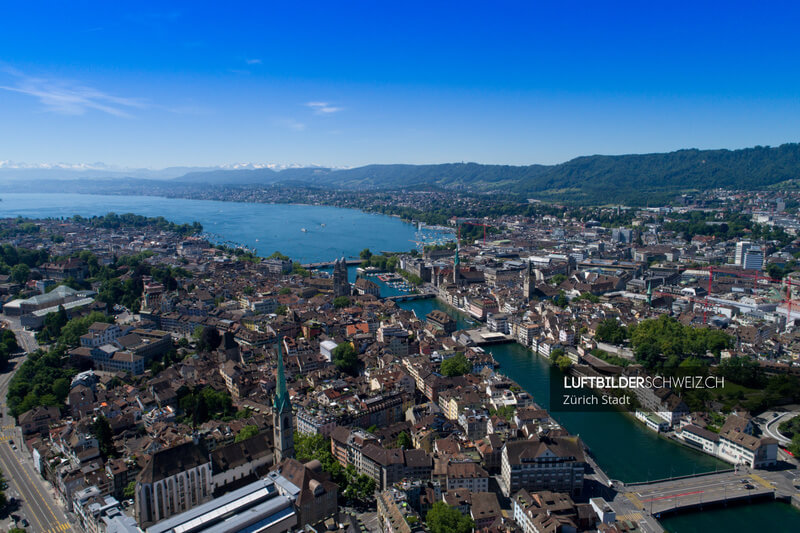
1,1,799,169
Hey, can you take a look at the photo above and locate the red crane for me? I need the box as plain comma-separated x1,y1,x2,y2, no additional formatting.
702,266,799,326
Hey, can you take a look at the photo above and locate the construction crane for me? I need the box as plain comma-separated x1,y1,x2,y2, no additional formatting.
704,266,799,324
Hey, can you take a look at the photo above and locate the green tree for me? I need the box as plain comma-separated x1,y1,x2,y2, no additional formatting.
196,326,222,352
177,385,234,426
52,378,71,402
123,480,137,499
55,311,113,348
0,469,6,508
396,431,413,449
549,348,565,364
332,343,359,376
235,407,253,419
10,263,30,284
0,329,19,367
291,263,310,277
553,291,568,308
425,501,474,533
294,432,345,486
490,405,516,421
92,415,116,459
359,248,373,260
595,318,627,344
440,353,471,377
7,347,77,417
343,465,376,502
37,305,69,344
556,355,572,372
235,424,259,442
333,296,351,308
267,251,291,261
790,434,800,458
629,315,733,371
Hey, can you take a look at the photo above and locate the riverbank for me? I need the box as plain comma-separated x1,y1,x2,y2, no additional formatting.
395,294,728,482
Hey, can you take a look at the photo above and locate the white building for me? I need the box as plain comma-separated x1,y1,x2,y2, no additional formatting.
743,246,764,271
320,340,338,362
735,241,752,266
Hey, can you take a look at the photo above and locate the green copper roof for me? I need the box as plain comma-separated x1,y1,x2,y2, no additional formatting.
274,338,291,413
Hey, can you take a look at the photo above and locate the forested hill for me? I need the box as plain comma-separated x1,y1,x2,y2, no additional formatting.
172,143,800,203
521,144,800,203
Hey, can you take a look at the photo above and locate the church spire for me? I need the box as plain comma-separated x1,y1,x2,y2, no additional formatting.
273,336,294,462
274,337,289,414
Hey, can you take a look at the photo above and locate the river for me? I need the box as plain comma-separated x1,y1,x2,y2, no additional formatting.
397,297,800,532
3,193,798,531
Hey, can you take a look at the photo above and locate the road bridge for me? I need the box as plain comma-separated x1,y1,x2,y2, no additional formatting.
302,259,363,269
618,467,800,517
383,293,436,302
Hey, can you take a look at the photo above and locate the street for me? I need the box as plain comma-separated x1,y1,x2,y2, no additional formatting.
757,408,798,448
1,317,76,533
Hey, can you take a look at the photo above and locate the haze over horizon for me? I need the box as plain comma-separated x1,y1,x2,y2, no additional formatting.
2,1,799,169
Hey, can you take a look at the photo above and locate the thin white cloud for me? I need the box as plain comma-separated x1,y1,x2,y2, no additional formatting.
245,58,262,65
276,118,306,131
0,69,147,117
305,101,343,114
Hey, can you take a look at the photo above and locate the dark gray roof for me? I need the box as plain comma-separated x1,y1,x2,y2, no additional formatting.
137,441,209,484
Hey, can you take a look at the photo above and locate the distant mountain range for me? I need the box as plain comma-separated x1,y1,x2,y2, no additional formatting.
172,144,800,202
3,143,798,204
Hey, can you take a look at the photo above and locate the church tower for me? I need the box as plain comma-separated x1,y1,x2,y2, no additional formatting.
523,260,533,300
333,257,350,297
453,246,461,286
273,338,294,462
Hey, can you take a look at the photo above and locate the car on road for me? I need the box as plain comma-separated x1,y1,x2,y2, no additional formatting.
21,518,29,527
740,478,749,483
745,484,755,489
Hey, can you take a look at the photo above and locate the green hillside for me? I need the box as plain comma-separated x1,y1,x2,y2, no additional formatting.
173,143,800,204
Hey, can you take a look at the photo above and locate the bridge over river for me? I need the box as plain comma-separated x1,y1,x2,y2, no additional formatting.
302,259,363,269
584,452,800,531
